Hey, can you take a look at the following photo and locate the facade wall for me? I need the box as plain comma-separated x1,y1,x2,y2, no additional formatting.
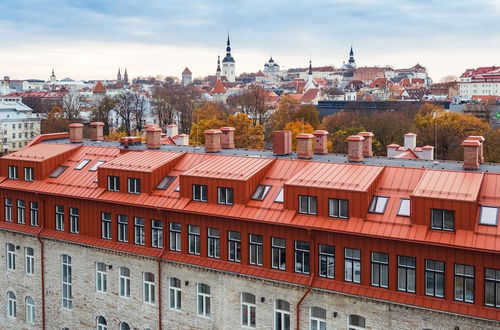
1,230,499,330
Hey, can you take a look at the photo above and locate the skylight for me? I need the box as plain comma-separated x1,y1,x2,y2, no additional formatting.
89,160,106,172
49,165,69,178
274,188,284,203
479,206,499,226
75,159,91,170
397,198,410,217
252,185,271,201
156,176,176,190
368,196,389,214
174,186,180,192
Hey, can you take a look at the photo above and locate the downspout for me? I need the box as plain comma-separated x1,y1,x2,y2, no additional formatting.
36,194,46,330
157,209,167,330
296,229,315,330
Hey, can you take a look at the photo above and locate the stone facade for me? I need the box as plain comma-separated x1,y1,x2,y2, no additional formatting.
1,230,499,330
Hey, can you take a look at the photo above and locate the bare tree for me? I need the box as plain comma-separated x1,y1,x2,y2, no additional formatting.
62,90,81,122
227,85,272,125
115,91,136,135
132,94,148,132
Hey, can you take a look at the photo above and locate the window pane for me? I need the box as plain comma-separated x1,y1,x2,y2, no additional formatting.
479,206,498,225
397,199,410,216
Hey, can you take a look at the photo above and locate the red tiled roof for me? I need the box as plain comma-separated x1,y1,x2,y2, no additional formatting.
182,67,192,74
300,88,319,103
100,150,184,172
412,170,483,202
183,156,274,181
93,81,106,94
211,80,226,94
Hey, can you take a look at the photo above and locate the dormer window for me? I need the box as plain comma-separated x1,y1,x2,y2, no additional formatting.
128,178,141,194
479,206,498,226
193,184,207,202
368,196,389,214
8,165,18,179
328,198,348,219
218,187,234,205
397,198,410,217
431,209,454,231
299,195,317,215
251,185,271,201
24,167,34,181
156,176,175,190
107,176,120,192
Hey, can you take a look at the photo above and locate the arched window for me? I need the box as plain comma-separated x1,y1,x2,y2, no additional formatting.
241,292,256,328
7,291,16,317
197,283,211,317
348,314,366,330
274,299,290,330
25,296,35,323
119,322,130,330
96,316,107,330
310,307,326,330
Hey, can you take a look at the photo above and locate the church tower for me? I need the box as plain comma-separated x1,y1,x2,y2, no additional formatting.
50,68,56,83
117,68,122,82
304,60,317,91
221,34,236,82
123,68,129,85
348,46,356,68
216,55,222,81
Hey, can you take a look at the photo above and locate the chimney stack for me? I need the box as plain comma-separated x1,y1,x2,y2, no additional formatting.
273,130,292,155
466,136,485,163
357,131,374,157
347,135,365,162
404,133,417,150
220,127,235,149
387,144,399,158
69,123,84,143
461,139,481,170
313,130,328,154
297,133,314,159
173,134,189,146
146,126,161,149
90,122,104,141
204,129,222,153
420,145,434,160
166,124,178,137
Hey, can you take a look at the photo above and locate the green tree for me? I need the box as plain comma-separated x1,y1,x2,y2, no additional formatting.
41,106,70,134
292,104,320,129
189,118,225,146
269,95,300,132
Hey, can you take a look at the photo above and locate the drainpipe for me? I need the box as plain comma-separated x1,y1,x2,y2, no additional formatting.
36,194,46,330
295,229,315,330
157,209,167,330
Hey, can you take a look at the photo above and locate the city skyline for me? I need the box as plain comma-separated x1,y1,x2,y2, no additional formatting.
1,0,499,81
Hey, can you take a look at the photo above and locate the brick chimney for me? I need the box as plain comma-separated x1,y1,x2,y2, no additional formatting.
312,130,328,154
146,126,161,149
273,130,292,155
220,127,235,149
90,122,104,141
461,139,481,170
166,124,178,137
69,123,83,143
204,129,222,153
466,136,485,163
297,133,314,159
404,133,417,150
347,135,365,162
357,131,374,157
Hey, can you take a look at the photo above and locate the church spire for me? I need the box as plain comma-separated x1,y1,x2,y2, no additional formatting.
348,45,356,68
226,34,231,58
117,68,122,82
308,60,313,75
216,55,221,81
123,68,129,84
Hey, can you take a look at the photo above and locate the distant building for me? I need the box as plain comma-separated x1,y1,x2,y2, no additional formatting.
3,91,67,113
0,96,41,152
263,57,280,77
123,68,129,85
117,68,122,82
50,68,56,84
459,66,500,100
182,67,193,86
221,35,236,82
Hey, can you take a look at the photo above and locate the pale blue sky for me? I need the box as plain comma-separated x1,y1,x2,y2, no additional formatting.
0,0,499,81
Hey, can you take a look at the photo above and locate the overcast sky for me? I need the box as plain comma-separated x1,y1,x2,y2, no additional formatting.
0,0,499,82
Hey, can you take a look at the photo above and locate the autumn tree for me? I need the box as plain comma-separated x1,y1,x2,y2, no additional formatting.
284,120,314,150
193,102,231,121
189,118,225,145
41,105,70,134
226,113,265,149
293,104,320,129
269,95,300,132
484,128,500,163
227,85,272,126
91,96,117,136
329,126,366,154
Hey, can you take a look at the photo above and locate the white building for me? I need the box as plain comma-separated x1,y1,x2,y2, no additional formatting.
221,36,236,82
0,97,42,152
459,66,500,100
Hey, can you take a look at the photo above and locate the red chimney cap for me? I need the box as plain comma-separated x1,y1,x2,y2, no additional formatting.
467,136,485,142
297,133,314,139
90,122,105,126
312,130,328,135
204,129,222,135
387,144,399,148
347,135,364,141
146,126,161,132
69,123,84,128
358,131,374,137
461,140,481,147
422,145,434,150
220,126,236,131
404,132,417,137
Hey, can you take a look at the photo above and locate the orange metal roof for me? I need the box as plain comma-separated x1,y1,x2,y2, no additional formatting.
99,150,184,172
412,170,483,202
285,162,383,192
2,143,80,162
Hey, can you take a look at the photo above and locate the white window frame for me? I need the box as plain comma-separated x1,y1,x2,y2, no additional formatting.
348,314,366,330
61,254,72,309
309,307,326,330
188,225,200,255
431,208,454,231
7,291,16,318
168,277,181,310
345,248,361,283
134,217,145,245
319,244,335,279
25,247,34,275
107,176,120,192
118,215,128,242
397,256,416,293
151,219,163,248
228,231,241,262
397,198,410,217
101,212,112,239
197,283,211,317
249,234,263,266
274,299,290,330
6,243,15,270
329,198,349,218
217,186,234,205
143,272,156,304
119,267,130,298
479,205,499,226
207,228,220,258
8,165,18,179
25,296,35,323
169,222,181,251
299,195,317,215
30,202,38,226
368,196,389,214
454,263,475,303
5,198,12,222
97,316,107,330
17,200,25,224
127,177,141,194
23,167,34,181
96,262,107,293
425,259,445,298
371,252,389,288
70,207,79,234
272,237,286,270
192,184,208,202
55,205,64,231
241,292,256,328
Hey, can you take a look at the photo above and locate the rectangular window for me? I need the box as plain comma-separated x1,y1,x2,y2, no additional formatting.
17,200,25,224
328,198,348,218
119,267,130,298
274,188,284,203
144,272,156,304
107,176,120,192
479,206,499,226
208,228,220,258
29,202,38,226
61,254,72,309
241,292,256,328
134,217,145,245
197,283,210,317
169,222,181,251
89,160,105,172
96,262,107,293
345,248,361,283
319,244,335,279
251,184,271,200
4,198,12,222
6,243,15,270
169,277,182,310
193,184,207,202
272,237,286,270
299,195,317,215
49,165,68,178
101,212,112,239
397,198,410,217
8,165,18,179
75,159,91,170
55,205,64,231
368,196,389,213
188,225,201,255
425,259,445,298
118,215,128,242
249,234,263,266
485,268,500,307
371,252,389,288
228,231,241,262
431,209,454,231
218,187,234,205
69,208,79,233
25,247,34,275
156,175,176,190
295,241,310,274
397,256,416,293
127,177,141,194
455,264,474,303
24,167,34,181
151,220,163,248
